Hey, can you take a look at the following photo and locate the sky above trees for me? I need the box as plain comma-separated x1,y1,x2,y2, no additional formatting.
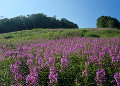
0,0,120,28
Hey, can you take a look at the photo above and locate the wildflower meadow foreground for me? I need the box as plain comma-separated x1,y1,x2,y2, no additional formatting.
0,37,120,86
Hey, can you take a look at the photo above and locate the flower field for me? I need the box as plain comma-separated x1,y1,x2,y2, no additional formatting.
0,36,120,86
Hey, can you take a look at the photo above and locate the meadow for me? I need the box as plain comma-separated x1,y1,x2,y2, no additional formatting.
0,28,120,86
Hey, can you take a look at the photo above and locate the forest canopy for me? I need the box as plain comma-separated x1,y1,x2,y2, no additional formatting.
0,13,78,33
96,16,120,28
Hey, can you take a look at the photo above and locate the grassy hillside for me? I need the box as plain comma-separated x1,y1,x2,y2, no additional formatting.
0,28,120,86
0,28,120,43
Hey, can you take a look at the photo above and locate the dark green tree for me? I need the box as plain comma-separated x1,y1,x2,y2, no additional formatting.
96,16,120,28
0,13,78,33
107,20,115,28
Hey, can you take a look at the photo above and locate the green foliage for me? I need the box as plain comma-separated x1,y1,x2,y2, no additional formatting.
0,59,11,86
85,32,99,38
107,20,115,28
38,68,49,86
0,13,78,33
1,28,120,43
96,16,120,28
4,35,13,39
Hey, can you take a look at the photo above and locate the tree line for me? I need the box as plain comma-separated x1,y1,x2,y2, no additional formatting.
96,16,120,28
0,13,78,33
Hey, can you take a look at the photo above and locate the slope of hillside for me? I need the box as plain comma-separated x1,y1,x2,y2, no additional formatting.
0,28,120,86
0,28,120,43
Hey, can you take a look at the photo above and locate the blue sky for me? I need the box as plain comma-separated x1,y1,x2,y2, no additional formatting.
0,0,120,28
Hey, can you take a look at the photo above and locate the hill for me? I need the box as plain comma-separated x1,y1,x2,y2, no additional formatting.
0,28,120,86
0,28,120,43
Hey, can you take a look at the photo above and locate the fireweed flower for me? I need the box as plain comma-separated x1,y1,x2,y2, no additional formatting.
26,59,33,66
61,57,69,70
5,50,14,57
47,57,55,66
26,66,38,86
10,63,24,84
28,54,34,59
17,47,23,52
17,52,27,59
2,37,120,85
0,55,5,61
102,46,109,52
35,53,41,60
99,52,105,59
90,55,100,65
11,84,22,86
37,66,41,72
82,70,89,77
15,60,22,65
111,56,119,65
38,57,45,68
115,45,120,52
44,52,49,60
112,72,120,86
119,51,120,55
94,69,106,86
14,72,24,81
49,66,58,84
17,83,22,86
116,55,120,65
10,64,18,74
109,49,115,57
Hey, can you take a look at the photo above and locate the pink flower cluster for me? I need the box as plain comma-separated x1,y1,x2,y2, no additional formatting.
94,69,106,86
26,66,38,86
82,70,89,77
0,37,120,85
61,57,69,70
112,72,120,86
49,66,58,84
10,61,24,86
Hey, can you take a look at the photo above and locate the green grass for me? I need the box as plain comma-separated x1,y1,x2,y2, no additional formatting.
0,28,120,43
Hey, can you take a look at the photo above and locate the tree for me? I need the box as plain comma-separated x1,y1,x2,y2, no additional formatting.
96,16,107,28
107,20,115,28
0,13,78,33
96,16,120,28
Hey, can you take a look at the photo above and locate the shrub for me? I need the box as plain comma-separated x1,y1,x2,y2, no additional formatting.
96,16,120,28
